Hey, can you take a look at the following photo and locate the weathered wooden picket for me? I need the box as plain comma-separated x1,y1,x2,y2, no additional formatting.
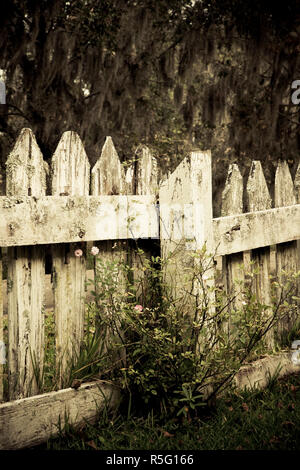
0,127,299,449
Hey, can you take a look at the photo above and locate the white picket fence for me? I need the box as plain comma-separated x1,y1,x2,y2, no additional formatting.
0,127,299,449
160,154,300,346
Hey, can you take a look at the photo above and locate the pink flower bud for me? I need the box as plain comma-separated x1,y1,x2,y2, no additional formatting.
134,304,143,312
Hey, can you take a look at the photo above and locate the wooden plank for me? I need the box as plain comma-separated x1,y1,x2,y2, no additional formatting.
0,195,298,252
213,204,300,255
0,194,158,246
245,161,273,347
51,131,90,196
234,352,300,392
91,136,127,367
221,164,243,217
246,161,272,212
274,160,298,338
160,151,214,253
202,351,300,399
0,381,119,450
91,136,125,196
91,137,127,269
159,151,215,350
6,128,48,197
51,131,90,386
220,164,244,334
6,128,47,400
275,160,296,206
130,145,159,305
220,164,244,283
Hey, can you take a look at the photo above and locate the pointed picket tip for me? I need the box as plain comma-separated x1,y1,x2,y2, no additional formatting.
221,163,243,216
51,131,90,196
274,160,296,207
246,160,272,212
294,162,300,204
6,128,47,196
134,144,158,195
91,136,124,195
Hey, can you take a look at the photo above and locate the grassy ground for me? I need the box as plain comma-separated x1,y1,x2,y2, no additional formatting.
33,371,300,451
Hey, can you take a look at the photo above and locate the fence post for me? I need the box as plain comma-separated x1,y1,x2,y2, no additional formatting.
51,131,90,387
159,150,215,338
6,128,47,399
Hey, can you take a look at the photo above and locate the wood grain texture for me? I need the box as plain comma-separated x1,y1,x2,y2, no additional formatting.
246,161,273,347
220,164,244,334
274,161,298,337
51,131,90,386
130,145,159,303
91,136,127,367
0,194,298,254
6,128,47,399
0,195,158,246
0,381,120,449
159,151,215,350
91,136,124,196
221,164,243,217
213,205,300,255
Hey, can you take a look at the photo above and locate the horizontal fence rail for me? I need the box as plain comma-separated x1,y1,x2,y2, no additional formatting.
0,195,158,246
214,204,300,256
0,196,299,254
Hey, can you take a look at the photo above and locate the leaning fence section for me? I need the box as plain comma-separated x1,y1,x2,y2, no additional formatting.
219,160,300,346
0,127,299,407
159,153,300,347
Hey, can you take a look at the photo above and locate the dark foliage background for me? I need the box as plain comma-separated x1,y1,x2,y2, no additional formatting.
1,0,300,214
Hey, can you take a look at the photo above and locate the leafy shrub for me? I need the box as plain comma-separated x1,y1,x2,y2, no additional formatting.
86,243,300,418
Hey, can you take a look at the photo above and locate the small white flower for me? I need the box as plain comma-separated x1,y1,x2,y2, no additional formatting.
91,246,99,256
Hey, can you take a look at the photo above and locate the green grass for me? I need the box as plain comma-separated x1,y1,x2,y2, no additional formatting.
34,371,300,451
